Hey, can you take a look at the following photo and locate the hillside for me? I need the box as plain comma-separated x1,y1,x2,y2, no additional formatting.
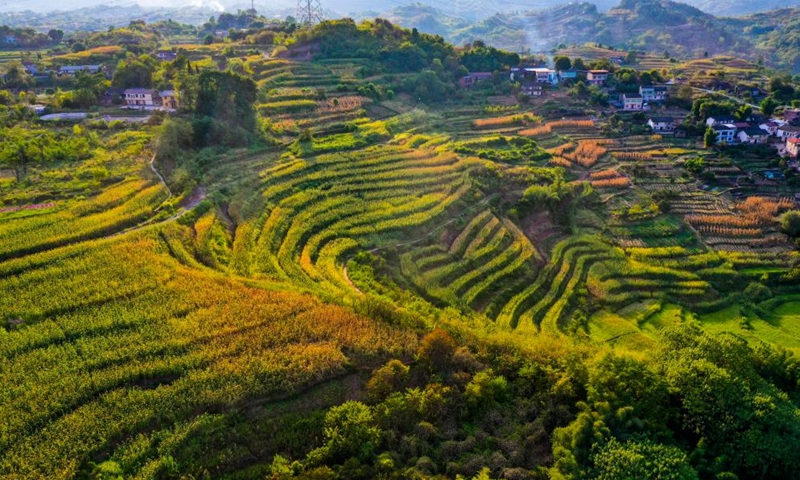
385,0,800,73
3,16,800,480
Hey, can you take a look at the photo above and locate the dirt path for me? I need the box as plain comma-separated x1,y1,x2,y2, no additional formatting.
106,156,206,239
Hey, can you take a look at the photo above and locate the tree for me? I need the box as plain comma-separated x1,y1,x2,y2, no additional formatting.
194,71,258,146
111,56,156,88
736,104,752,121
308,401,382,464
554,56,572,72
417,328,457,373
47,29,64,43
203,34,214,45
760,96,780,116
366,359,409,401
572,58,587,71
591,439,698,480
780,211,800,237
703,127,716,149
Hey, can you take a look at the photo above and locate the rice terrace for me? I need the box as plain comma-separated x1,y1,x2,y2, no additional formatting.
3,2,800,479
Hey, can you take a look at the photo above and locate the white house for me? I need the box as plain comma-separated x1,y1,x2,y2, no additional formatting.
759,121,781,136
587,70,608,86
647,117,675,132
639,85,668,102
156,50,178,61
713,124,737,144
124,88,161,108
706,115,738,127
59,65,103,76
777,125,800,140
622,93,644,110
738,128,769,144
521,82,544,97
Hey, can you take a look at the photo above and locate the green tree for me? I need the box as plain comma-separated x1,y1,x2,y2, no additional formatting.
760,96,780,116
591,439,698,480
417,328,457,373
308,401,382,464
780,211,800,237
366,359,409,401
703,127,716,149
554,56,572,72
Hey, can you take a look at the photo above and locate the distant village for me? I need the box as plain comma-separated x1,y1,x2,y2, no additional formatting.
459,62,800,161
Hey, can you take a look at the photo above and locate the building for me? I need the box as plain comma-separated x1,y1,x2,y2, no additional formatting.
21,62,38,75
713,124,737,144
459,72,493,88
101,87,126,106
705,115,738,127
521,82,544,97
59,65,103,76
3,35,17,45
759,121,781,136
558,70,577,81
639,85,668,102
787,138,800,158
156,50,178,61
510,67,558,85
647,116,675,133
124,88,161,108
738,128,769,144
777,125,800,140
160,90,179,109
27,104,46,115
622,93,644,110
784,108,800,122
586,70,608,86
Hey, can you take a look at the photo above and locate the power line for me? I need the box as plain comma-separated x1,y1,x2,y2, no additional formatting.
297,0,323,26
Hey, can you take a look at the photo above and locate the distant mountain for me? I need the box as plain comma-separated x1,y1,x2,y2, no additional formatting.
3,0,797,17
382,0,800,73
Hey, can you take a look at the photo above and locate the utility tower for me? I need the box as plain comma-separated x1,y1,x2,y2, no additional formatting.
297,0,324,26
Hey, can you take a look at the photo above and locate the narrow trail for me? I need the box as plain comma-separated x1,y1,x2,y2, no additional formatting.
107,155,206,239
341,193,501,296
691,87,760,109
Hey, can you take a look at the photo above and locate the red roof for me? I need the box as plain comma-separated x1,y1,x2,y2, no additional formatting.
788,138,800,144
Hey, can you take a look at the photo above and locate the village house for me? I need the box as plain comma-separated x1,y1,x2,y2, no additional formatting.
705,115,738,127
3,35,17,45
787,138,800,158
21,62,38,75
156,50,178,61
639,85,668,102
713,124,737,144
124,88,161,108
784,108,800,123
622,93,644,110
558,70,577,81
759,121,782,136
777,125,800,140
510,67,558,85
59,65,103,76
459,72,493,88
160,90,179,109
26,104,46,115
586,70,608,86
521,82,545,97
101,87,126,106
647,116,675,133
738,127,769,144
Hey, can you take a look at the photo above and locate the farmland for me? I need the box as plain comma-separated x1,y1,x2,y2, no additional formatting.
3,16,800,479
